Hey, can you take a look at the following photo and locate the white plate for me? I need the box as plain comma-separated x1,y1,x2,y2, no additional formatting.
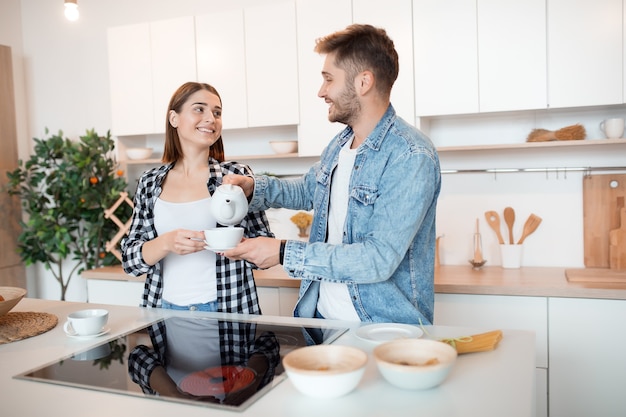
203,245,234,252
355,323,423,343
66,327,111,339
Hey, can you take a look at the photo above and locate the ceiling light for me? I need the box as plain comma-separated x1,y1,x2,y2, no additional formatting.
64,0,79,21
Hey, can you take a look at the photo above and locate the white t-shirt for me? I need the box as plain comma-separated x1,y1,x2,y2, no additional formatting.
317,138,360,321
154,197,217,305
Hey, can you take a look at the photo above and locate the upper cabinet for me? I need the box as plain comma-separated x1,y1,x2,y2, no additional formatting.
414,0,547,116
295,0,352,157
195,9,248,129
548,0,623,108
110,3,299,136
414,0,478,116
244,2,299,127
477,0,547,112
107,17,196,136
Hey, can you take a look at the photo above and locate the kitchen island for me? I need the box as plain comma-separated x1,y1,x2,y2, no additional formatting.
1,298,535,417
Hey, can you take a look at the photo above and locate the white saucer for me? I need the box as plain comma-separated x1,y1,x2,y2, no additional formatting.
204,245,234,252
355,323,423,344
65,327,111,339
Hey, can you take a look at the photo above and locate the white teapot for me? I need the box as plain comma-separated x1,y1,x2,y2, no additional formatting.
209,184,248,226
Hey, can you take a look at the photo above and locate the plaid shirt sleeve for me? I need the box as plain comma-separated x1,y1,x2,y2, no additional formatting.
127,321,167,395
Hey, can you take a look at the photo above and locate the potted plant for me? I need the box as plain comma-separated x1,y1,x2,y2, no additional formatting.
5,128,131,300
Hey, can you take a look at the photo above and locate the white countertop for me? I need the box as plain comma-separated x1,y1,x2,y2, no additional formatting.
1,298,535,417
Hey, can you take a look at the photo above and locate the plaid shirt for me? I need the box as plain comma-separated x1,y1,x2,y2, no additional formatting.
128,319,281,399
121,158,273,314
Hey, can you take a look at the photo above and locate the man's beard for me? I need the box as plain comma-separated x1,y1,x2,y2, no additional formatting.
328,82,360,126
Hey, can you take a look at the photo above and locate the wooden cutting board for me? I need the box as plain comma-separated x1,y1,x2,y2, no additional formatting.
609,207,626,269
583,174,626,268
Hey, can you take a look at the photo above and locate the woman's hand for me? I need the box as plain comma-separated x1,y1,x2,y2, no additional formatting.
142,229,206,265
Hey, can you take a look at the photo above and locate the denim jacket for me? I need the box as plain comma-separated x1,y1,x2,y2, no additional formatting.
250,105,441,324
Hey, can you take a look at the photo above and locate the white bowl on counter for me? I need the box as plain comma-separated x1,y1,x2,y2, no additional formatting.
270,140,298,154
125,147,153,160
282,344,367,398
373,338,457,390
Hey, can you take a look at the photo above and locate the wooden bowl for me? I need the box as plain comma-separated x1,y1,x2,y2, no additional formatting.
0,287,27,316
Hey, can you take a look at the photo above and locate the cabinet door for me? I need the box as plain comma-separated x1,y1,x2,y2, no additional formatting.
435,293,548,417
150,17,197,134
107,23,154,136
478,0,547,112
549,298,626,417
414,0,478,116
244,2,299,127
295,0,352,156
548,0,622,108
196,10,248,129
353,0,415,125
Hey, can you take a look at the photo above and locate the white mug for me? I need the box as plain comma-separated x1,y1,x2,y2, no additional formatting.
599,118,624,139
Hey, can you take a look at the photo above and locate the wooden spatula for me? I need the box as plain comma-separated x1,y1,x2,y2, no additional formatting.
517,214,542,244
484,211,505,244
503,207,515,244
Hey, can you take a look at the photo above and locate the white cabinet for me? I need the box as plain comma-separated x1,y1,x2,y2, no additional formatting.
107,23,153,136
548,0,622,108
107,17,197,136
195,10,248,129
414,0,547,116
548,297,626,417
244,2,299,128
414,0,478,116
434,293,548,417
352,0,415,124
477,0,547,112
295,0,351,157
196,2,298,130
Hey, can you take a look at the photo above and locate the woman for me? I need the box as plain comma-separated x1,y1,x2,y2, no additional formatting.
122,81,273,314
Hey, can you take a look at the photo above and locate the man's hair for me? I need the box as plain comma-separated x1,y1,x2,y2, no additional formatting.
314,24,399,97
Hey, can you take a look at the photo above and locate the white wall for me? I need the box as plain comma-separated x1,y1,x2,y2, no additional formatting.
1,0,624,300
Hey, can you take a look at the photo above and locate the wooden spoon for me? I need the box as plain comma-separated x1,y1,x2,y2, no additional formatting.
503,207,515,244
517,214,542,244
484,211,505,244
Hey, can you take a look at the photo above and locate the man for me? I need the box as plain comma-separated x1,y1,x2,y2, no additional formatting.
224,24,440,324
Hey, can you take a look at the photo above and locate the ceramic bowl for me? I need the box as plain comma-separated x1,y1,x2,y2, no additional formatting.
125,147,153,160
269,140,298,154
282,344,367,398
0,286,27,316
373,338,457,390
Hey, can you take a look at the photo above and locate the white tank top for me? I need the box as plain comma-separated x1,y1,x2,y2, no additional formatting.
317,138,360,321
154,197,217,305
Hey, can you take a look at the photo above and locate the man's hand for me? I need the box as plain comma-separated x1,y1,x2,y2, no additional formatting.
222,174,255,198
222,237,282,269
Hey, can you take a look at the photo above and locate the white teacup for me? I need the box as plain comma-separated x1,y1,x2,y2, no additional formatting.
204,227,244,250
64,309,109,336
600,118,624,139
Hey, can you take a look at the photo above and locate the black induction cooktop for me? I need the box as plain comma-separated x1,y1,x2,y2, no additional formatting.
15,315,348,411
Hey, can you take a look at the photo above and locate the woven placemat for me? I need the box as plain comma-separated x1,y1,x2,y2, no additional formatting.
0,311,58,344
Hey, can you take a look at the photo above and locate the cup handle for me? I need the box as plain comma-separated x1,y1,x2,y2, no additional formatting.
599,121,605,132
63,321,75,336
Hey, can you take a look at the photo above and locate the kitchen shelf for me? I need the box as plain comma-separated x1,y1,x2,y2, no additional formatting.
436,138,626,152
117,138,626,165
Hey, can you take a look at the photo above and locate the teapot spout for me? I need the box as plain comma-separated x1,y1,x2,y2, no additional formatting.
220,200,236,221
